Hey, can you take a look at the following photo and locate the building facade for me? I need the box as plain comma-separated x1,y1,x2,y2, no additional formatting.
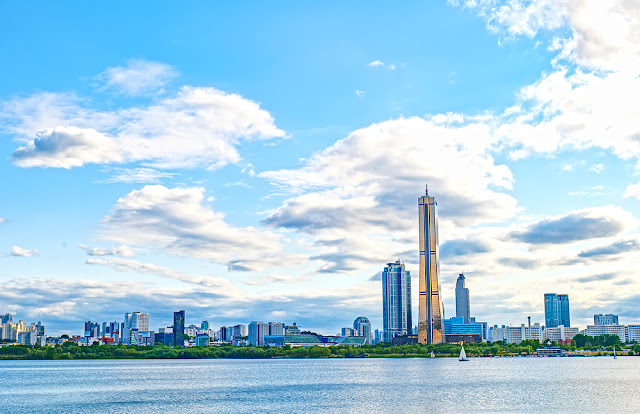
544,293,570,328
455,273,470,324
248,321,269,346
353,316,372,345
382,260,413,342
418,184,444,344
594,314,619,325
586,325,625,342
173,310,185,347
443,317,487,342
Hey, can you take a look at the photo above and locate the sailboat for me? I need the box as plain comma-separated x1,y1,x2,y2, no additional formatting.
613,346,617,359
459,344,469,362
430,351,435,358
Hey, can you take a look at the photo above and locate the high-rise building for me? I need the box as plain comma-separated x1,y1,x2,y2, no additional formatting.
382,260,413,342
173,310,185,347
268,322,284,336
123,312,149,345
418,184,444,345
455,273,470,324
1,313,13,324
201,321,210,331
544,294,570,328
594,314,619,325
248,321,269,346
353,316,372,345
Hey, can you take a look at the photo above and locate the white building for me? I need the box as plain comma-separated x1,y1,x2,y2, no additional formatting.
626,325,640,343
504,323,543,344
123,312,150,345
544,326,579,342
586,325,626,342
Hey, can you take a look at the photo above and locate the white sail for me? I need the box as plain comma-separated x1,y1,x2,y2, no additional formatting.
431,351,435,358
459,345,467,361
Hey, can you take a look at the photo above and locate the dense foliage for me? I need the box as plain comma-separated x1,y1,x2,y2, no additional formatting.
1,340,638,360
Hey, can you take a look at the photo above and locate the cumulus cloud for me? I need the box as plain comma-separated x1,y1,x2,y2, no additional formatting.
511,207,632,244
367,60,396,70
78,244,136,258
0,218,5,223
440,239,491,259
261,117,517,273
624,182,640,200
96,59,179,95
451,0,640,73
578,238,640,259
4,84,285,169
10,246,39,257
102,185,293,272
86,257,233,289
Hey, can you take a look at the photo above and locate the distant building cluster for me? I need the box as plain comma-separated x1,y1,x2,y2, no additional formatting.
0,313,45,346
2,185,639,349
379,185,640,346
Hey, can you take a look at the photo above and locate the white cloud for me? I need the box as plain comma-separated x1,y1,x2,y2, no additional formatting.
261,117,517,273
102,185,296,272
367,60,396,70
0,218,5,224
96,59,179,95
589,163,605,173
86,257,234,289
99,167,177,184
354,90,365,97
451,0,640,73
78,244,136,258
10,246,39,257
624,182,640,200
4,85,285,169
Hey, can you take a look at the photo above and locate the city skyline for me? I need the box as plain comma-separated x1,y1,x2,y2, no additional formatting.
2,2,640,335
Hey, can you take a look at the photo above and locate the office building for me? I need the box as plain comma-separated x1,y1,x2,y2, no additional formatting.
229,324,246,339
418,184,444,344
544,293,570,328
268,322,285,336
196,333,209,347
382,260,413,342
444,317,488,342
341,327,356,337
201,321,210,330
173,310,185,347
123,312,149,345
455,273,470,324
1,313,13,324
248,321,269,346
353,316,372,345
285,323,301,335
594,314,619,325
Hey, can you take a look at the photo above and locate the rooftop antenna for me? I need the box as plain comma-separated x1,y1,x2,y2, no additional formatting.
425,182,429,196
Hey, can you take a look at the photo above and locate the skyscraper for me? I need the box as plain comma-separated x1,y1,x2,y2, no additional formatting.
418,184,444,344
455,273,470,324
382,260,413,342
122,312,149,345
353,316,372,345
544,294,570,328
173,310,185,347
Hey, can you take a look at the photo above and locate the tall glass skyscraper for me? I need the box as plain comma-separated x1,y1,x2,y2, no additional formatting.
544,294,570,328
455,273,470,324
418,184,444,344
173,310,185,347
353,316,372,345
382,260,412,342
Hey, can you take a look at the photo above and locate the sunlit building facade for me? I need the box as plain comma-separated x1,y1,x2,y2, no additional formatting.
382,260,412,342
418,184,444,344
455,273,470,324
544,293,570,328
353,316,372,345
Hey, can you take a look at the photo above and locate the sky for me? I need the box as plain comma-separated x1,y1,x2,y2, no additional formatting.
2,1,640,335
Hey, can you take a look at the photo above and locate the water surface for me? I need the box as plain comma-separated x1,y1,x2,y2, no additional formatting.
1,357,638,413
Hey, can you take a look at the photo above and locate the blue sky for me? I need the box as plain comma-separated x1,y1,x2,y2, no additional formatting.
2,1,640,335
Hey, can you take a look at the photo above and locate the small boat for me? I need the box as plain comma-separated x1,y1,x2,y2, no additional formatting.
430,351,435,358
614,346,617,360
459,345,469,362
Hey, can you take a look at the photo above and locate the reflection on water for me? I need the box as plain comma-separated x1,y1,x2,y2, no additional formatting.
1,357,639,413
